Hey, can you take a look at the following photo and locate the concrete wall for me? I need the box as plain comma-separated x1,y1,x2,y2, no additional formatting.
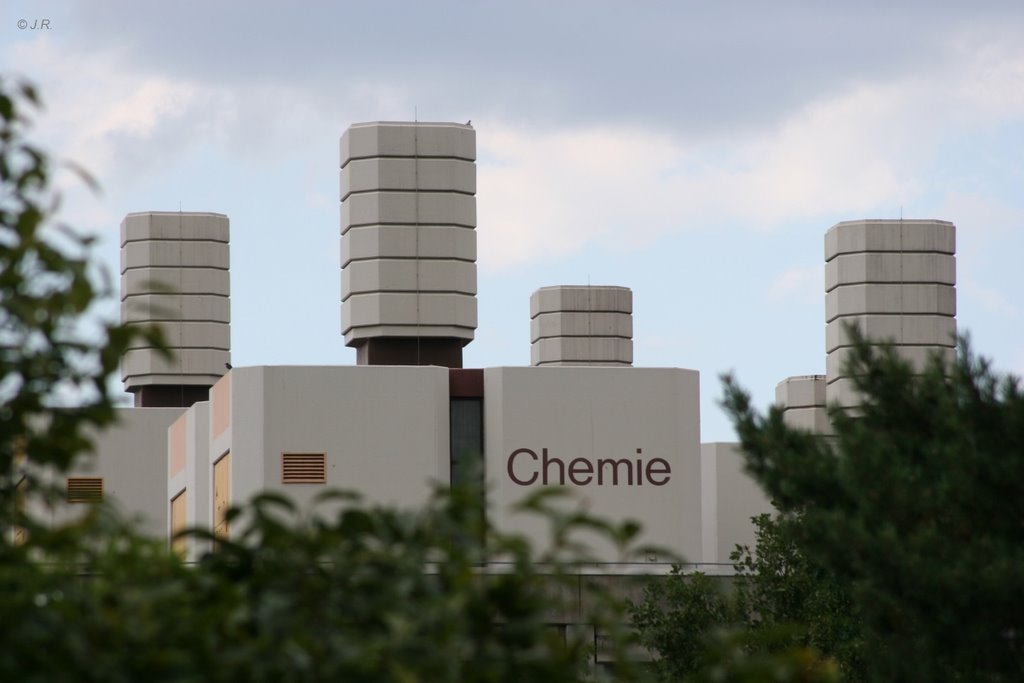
484,366,702,565
50,407,184,536
183,364,711,571
258,365,449,508
39,365,764,576
700,442,774,565
168,401,210,560
198,366,449,537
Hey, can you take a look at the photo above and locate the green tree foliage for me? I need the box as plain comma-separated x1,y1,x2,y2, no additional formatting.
685,628,839,683
0,77,651,682
1,486,655,682
730,513,861,678
635,334,1023,682
631,515,851,682
630,570,738,680
723,334,1024,681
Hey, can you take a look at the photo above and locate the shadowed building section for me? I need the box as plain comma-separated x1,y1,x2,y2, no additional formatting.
120,212,231,407
340,122,477,367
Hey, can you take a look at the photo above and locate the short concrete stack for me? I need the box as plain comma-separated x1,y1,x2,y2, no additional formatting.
776,375,828,433
824,220,956,407
530,286,633,366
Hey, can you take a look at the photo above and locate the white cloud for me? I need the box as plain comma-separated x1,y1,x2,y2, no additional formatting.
476,37,1024,271
961,277,1019,320
474,84,926,271
766,266,824,304
10,38,202,173
933,192,1024,267
952,34,1024,122
6,38,226,233
476,126,684,270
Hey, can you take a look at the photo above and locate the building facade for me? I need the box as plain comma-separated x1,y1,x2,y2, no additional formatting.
49,124,957,578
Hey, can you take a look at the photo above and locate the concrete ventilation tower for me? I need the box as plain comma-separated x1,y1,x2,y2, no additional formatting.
776,375,828,432
824,220,956,407
340,122,477,367
530,286,633,366
120,212,231,407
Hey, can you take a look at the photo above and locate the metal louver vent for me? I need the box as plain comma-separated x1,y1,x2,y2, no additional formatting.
67,477,104,503
281,453,326,484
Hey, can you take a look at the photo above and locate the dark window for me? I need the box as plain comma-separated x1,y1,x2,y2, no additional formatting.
450,398,483,489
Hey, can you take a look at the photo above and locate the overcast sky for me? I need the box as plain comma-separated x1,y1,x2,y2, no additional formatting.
3,1,1022,440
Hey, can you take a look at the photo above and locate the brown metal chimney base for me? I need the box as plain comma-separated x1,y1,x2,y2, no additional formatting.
353,337,464,368
132,385,212,408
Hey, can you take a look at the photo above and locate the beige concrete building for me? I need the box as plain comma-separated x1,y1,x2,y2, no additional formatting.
485,365,701,562
27,124,965,668
39,124,960,583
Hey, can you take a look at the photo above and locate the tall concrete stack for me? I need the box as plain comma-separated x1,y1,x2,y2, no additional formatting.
340,122,477,367
530,285,633,366
120,212,231,407
824,220,956,407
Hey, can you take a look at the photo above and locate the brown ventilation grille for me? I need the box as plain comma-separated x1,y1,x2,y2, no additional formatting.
281,453,326,484
67,477,103,503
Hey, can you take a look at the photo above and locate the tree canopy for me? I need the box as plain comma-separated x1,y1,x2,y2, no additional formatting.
635,334,1024,682
724,335,1024,681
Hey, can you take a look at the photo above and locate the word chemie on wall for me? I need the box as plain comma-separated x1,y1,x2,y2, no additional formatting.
506,447,671,487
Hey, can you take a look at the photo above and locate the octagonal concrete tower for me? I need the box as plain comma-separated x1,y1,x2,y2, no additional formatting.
776,375,828,433
825,220,956,407
120,212,230,407
530,286,633,366
340,122,477,367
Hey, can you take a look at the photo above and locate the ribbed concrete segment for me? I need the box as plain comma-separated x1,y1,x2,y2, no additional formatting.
120,212,231,397
826,345,956,379
529,286,633,366
530,311,633,342
824,220,956,408
340,122,477,361
775,375,829,433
